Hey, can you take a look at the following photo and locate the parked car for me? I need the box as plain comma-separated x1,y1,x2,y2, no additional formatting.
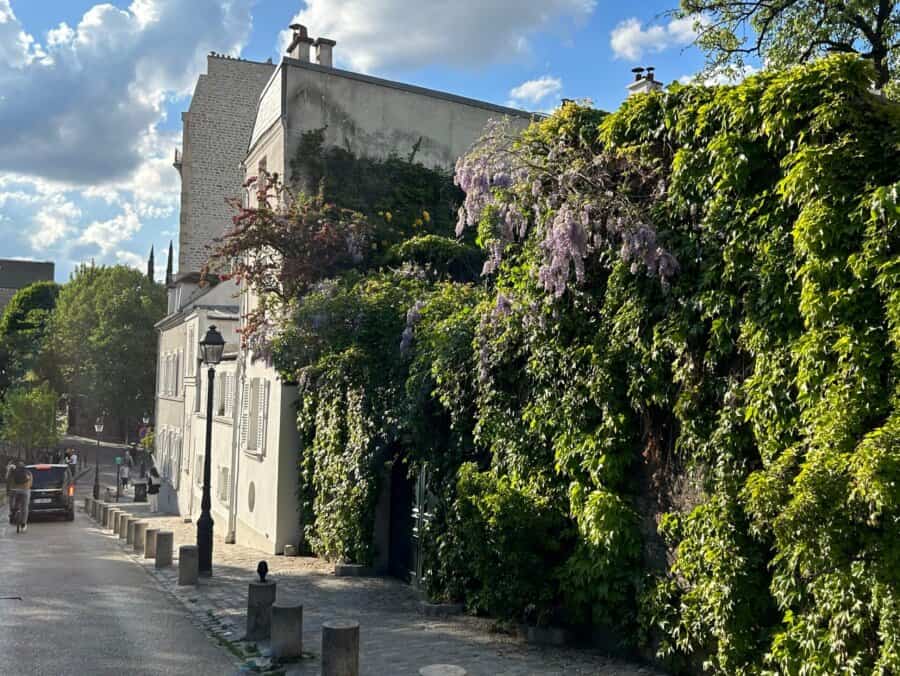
25,464,75,522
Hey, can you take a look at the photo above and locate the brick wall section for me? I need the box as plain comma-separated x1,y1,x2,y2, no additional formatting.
177,56,275,275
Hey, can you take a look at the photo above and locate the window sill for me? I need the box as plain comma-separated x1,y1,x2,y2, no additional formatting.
158,395,184,403
243,449,265,461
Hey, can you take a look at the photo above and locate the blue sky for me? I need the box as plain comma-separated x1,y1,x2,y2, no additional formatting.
0,0,713,282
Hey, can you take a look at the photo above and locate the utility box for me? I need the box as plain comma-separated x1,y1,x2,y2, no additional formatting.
133,481,148,502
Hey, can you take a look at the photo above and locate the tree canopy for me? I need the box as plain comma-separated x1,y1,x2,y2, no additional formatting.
48,264,165,434
0,382,61,458
681,0,900,91
0,280,59,390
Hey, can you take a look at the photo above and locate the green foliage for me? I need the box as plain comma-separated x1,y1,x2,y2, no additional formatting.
434,463,570,622
0,280,60,389
0,382,61,453
680,0,900,92
50,264,165,429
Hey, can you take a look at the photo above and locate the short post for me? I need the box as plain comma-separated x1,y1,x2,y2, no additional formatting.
91,500,99,520
271,603,303,659
119,515,132,540
100,503,109,525
155,531,174,568
178,545,199,586
126,518,139,545
322,620,360,676
284,544,298,557
83,496,91,512
145,528,159,559
246,580,277,641
106,508,119,530
112,510,123,533
133,522,149,554
419,667,468,676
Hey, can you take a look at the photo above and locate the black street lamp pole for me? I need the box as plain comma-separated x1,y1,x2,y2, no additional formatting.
197,325,225,577
93,417,104,500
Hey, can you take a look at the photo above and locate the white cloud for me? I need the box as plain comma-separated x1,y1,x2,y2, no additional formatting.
282,0,595,72
115,250,146,270
508,76,563,107
78,204,142,255
0,0,253,185
30,197,82,250
610,15,704,61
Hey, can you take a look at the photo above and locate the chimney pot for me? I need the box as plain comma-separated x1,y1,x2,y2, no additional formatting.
286,23,314,61
627,67,663,96
314,37,336,67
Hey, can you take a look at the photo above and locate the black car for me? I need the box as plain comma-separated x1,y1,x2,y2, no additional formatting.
25,464,75,521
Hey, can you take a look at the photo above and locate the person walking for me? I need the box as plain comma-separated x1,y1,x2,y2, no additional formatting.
120,463,130,492
67,448,78,478
6,461,33,533
147,467,160,513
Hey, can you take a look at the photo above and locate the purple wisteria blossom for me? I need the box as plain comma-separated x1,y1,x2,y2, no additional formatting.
454,115,679,296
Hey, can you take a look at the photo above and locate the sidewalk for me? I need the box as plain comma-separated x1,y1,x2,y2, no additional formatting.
94,509,662,676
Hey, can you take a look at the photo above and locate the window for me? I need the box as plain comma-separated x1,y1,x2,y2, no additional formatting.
240,377,269,454
224,374,234,417
195,454,204,487
187,328,195,376
218,466,231,504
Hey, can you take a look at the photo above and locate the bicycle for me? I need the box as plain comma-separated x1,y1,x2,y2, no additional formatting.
9,491,27,534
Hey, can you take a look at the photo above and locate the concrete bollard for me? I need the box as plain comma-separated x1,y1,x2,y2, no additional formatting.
155,531,173,568
133,522,149,554
284,544,298,557
145,528,158,559
100,503,109,525
246,581,277,641
322,620,360,676
84,496,91,512
103,507,114,529
119,515,132,540
178,545,199,586
112,510,123,533
419,667,468,676
126,518,139,545
271,603,303,659
90,500,99,520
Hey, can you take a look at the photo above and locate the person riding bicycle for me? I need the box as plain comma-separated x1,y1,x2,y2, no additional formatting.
6,462,33,532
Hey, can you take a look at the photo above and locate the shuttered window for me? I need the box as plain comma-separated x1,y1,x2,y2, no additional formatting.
239,379,250,449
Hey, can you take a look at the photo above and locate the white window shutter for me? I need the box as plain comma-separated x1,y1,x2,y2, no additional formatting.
257,380,270,454
239,379,250,449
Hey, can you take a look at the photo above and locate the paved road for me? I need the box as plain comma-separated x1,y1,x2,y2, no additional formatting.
0,502,237,675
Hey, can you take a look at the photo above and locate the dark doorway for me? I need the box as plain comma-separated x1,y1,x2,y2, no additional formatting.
388,458,414,581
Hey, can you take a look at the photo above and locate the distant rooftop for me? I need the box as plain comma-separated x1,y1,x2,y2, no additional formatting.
0,259,54,314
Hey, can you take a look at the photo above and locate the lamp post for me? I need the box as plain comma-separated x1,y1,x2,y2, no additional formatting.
140,413,151,478
92,417,104,499
197,325,225,576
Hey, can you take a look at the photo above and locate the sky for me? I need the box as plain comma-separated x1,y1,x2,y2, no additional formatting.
0,0,717,282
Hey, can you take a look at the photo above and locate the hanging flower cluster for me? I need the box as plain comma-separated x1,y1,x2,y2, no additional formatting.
454,114,678,295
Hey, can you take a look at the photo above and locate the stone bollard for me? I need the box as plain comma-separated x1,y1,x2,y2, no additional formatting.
246,580,277,641
90,500,99,520
322,620,360,676
119,515,132,540
126,518,139,545
100,503,109,525
83,496,91,512
284,544,298,557
133,522,149,554
112,510,123,533
145,528,159,559
271,603,303,659
155,531,173,568
178,545,199,586
104,508,116,530
419,667,468,676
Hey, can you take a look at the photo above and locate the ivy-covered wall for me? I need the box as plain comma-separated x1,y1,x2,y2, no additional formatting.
221,55,899,675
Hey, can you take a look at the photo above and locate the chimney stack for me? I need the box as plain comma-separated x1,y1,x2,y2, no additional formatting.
627,66,662,97
286,23,314,61
314,37,336,67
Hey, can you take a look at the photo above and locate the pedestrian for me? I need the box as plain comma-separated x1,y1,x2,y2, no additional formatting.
120,463,130,491
67,448,78,477
147,466,160,513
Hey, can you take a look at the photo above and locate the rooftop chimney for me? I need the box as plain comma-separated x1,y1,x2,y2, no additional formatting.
314,37,336,67
286,23,314,61
627,65,663,97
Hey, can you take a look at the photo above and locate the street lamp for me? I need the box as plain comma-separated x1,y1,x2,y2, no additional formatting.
197,325,225,576
93,417,104,499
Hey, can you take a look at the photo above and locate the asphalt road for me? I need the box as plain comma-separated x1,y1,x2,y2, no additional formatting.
0,501,237,675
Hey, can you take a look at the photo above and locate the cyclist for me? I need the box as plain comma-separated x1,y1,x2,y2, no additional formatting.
6,461,33,533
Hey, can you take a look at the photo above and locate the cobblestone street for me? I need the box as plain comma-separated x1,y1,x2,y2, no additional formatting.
102,505,662,675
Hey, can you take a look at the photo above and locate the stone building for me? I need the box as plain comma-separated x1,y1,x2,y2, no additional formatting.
156,25,533,559
0,259,54,314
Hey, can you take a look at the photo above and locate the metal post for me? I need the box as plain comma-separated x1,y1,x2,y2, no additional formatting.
116,464,121,502
93,435,101,499
197,366,215,576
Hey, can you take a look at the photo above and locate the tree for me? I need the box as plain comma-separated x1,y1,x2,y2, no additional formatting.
0,382,61,460
147,246,155,282
49,265,166,438
680,0,900,90
0,280,60,391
